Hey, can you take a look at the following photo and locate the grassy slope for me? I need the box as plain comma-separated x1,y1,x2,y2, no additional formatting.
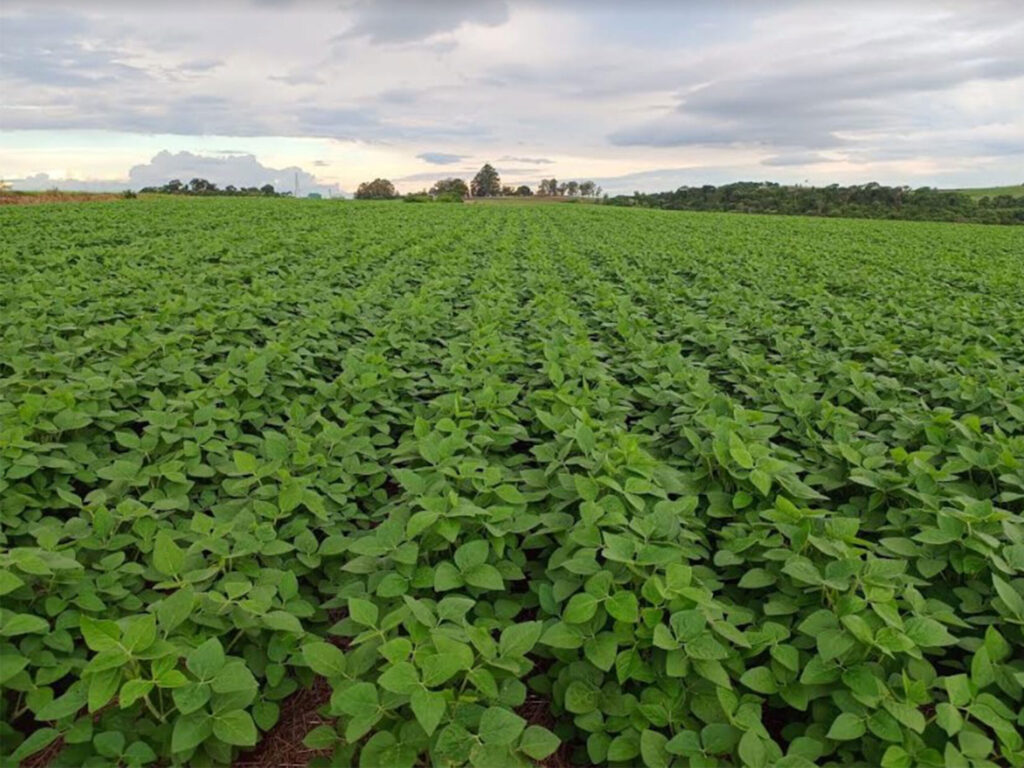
950,184,1024,199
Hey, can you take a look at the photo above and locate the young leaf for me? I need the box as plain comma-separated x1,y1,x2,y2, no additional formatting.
478,707,526,745
520,725,560,760
213,710,257,747
827,713,866,741
186,638,226,680
303,642,346,678
410,689,445,736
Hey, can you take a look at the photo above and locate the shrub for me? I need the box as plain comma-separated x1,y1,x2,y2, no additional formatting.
434,191,464,203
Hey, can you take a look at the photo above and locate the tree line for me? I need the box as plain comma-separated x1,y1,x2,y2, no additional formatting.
138,178,286,196
605,182,1024,225
354,164,602,201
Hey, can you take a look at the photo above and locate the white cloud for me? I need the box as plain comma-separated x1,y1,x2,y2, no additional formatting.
127,150,340,195
4,150,343,196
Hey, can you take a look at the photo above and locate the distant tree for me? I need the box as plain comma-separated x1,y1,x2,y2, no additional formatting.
260,184,275,196
355,178,397,199
556,182,568,196
430,178,469,198
225,185,238,194
471,164,501,197
537,178,558,196
579,180,596,197
515,185,533,196
189,178,214,193
166,179,184,193
501,185,516,196
595,185,603,198
566,180,580,197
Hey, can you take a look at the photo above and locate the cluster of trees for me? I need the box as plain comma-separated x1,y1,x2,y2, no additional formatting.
138,178,284,196
607,182,1024,225
355,164,602,201
354,178,397,199
537,179,602,197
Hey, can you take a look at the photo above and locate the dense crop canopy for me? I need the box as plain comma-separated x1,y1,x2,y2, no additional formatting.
1,198,1024,767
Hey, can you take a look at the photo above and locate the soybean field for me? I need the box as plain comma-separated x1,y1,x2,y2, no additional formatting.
2,199,1024,768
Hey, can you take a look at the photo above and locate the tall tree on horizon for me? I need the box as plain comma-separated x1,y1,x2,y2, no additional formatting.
471,164,501,197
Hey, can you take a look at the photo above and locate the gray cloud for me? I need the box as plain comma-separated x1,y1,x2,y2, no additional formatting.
0,92,273,136
499,155,554,164
610,18,1024,151
378,88,421,104
294,106,382,140
270,70,324,86
0,11,146,88
417,152,466,165
179,58,223,72
336,0,508,44
396,169,478,182
762,152,835,167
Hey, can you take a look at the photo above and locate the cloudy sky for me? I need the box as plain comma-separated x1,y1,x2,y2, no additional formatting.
2,0,1023,195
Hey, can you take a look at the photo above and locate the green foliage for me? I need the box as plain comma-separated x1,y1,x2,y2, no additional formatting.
430,178,469,200
434,191,465,203
624,181,1024,224
403,191,464,204
1,198,1024,767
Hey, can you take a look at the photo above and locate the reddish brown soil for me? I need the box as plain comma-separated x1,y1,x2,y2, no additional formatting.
19,737,66,768
0,191,122,205
517,695,581,768
234,677,335,768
